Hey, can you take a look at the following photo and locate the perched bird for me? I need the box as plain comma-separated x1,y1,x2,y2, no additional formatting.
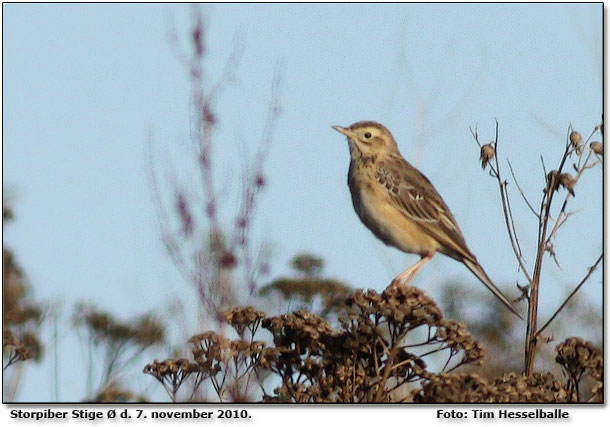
333,121,522,319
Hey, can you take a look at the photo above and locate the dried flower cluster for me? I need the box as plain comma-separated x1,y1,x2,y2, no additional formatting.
3,329,42,368
555,337,602,401
86,385,148,403
589,141,603,155
143,359,201,402
558,172,576,196
413,336,603,403
73,304,166,402
259,254,352,319
223,306,265,338
260,279,351,318
479,143,495,169
145,286,489,402
144,308,270,402
3,204,44,371
471,121,602,377
413,372,571,403
569,130,583,155
291,254,325,277
74,304,165,347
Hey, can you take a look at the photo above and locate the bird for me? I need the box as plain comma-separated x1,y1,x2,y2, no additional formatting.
332,121,522,319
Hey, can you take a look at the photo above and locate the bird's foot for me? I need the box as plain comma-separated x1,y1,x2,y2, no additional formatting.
389,276,411,288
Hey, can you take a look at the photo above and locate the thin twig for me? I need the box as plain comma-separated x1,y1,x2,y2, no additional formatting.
536,253,603,336
472,121,532,284
546,150,593,245
507,159,539,218
540,155,548,180
524,126,575,375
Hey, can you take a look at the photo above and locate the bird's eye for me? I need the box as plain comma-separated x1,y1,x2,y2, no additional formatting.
364,132,372,139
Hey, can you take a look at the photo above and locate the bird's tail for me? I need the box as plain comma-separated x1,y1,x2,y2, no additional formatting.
463,258,523,320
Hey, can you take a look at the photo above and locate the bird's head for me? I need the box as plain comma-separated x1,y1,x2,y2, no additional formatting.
332,121,398,158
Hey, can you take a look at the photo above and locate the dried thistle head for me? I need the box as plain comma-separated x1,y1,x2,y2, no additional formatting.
569,131,583,155
590,141,603,155
480,143,495,169
558,173,576,196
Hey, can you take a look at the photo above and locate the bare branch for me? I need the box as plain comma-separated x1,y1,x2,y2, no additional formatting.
471,122,532,284
544,242,563,270
536,253,603,336
507,159,539,218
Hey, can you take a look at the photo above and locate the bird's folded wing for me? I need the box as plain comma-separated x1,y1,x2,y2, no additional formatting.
375,160,473,260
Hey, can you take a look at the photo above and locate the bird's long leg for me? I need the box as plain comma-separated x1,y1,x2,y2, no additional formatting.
391,252,435,287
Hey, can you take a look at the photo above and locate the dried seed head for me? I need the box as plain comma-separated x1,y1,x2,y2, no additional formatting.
223,306,265,327
3,329,17,347
412,373,496,403
546,170,560,194
555,337,602,382
414,372,571,403
558,173,576,196
590,141,603,155
480,143,495,169
219,251,237,269
569,131,583,154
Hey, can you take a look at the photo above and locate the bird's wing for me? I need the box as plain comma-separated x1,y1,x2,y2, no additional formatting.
375,157,473,260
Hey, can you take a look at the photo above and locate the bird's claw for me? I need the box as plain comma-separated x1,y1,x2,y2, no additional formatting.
389,277,409,288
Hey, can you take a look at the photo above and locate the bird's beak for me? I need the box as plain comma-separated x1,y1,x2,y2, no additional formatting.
332,125,353,138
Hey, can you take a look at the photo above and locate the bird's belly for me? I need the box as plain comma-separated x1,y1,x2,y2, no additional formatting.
352,183,437,256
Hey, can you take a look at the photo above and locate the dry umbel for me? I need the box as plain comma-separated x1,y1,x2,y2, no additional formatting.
555,337,602,401
413,372,571,403
145,285,489,402
144,287,601,403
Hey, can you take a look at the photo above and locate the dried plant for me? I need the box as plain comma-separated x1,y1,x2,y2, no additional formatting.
413,372,571,403
440,279,602,383
413,336,602,403
145,285,491,402
73,304,165,401
471,119,602,375
259,254,352,319
555,337,602,402
85,384,148,403
143,358,201,402
148,6,281,324
3,199,45,403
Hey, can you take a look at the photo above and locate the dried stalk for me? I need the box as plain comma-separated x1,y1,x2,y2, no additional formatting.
536,253,602,337
473,121,601,376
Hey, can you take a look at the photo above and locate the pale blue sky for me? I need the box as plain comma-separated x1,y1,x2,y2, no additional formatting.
2,3,602,401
